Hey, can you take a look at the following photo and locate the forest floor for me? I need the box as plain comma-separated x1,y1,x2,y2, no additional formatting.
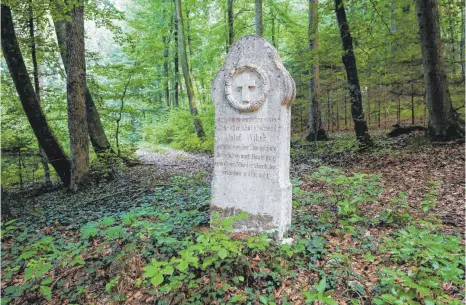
1,132,464,304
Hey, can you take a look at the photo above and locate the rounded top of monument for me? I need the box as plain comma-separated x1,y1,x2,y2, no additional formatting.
212,35,296,111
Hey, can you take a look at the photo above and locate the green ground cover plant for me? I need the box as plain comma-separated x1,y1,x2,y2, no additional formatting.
1,164,464,304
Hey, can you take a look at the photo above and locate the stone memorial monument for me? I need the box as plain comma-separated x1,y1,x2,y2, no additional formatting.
211,35,295,239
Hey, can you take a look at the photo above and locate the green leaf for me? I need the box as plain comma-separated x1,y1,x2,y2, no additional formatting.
39,285,52,300
231,295,246,302
17,250,37,261
303,292,316,302
177,260,189,272
81,226,99,239
316,277,326,293
259,295,268,304
218,248,228,259
105,226,124,239
150,273,164,286
424,298,435,305
323,297,338,305
142,265,159,278
101,217,115,228
40,277,53,285
162,265,174,275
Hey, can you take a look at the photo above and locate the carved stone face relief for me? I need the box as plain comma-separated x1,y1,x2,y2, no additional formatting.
225,64,269,113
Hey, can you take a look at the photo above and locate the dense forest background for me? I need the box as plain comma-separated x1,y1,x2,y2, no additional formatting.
1,1,465,304
1,0,464,187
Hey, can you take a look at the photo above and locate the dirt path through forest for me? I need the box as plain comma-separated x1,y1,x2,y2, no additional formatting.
135,146,213,174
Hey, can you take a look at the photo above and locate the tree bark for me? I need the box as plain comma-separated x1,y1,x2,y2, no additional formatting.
227,0,234,48
271,10,276,47
175,0,205,138
336,100,340,130
334,0,372,147
255,0,263,37
411,84,415,125
327,91,330,132
416,0,464,140
172,11,180,107
163,9,170,107
397,96,401,124
66,1,89,190
378,96,381,128
460,10,465,81
29,3,52,186
367,87,370,126
344,95,348,129
53,11,113,155
116,74,132,157
306,0,327,141
1,5,71,186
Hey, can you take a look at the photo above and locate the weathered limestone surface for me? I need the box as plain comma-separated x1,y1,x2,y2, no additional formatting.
211,35,295,239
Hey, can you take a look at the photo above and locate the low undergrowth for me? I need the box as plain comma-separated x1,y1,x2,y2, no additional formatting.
1,167,464,304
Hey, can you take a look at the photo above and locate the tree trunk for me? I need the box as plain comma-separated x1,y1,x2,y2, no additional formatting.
378,97,381,128
327,91,330,132
397,96,401,124
334,0,372,147
116,75,132,157
344,95,348,129
227,0,234,48
271,10,276,47
367,87,370,126
460,10,465,81
385,106,388,129
53,12,113,155
163,9,170,107
175,0,205,138
29,3,52,186
172,11,180,107
66,1,89,190
336,100,340,130
416,0,464,140
1,5,71,186
306,0,327,141
411,85,415,125
255,0,263,37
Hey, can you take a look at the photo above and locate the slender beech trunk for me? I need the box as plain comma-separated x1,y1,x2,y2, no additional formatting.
344,95,348,129
18,150,23,190
29,3,52,186
327,91,330,132
271,10,276,47
67,1,89,190
163,9,170,107
306,0,328,141
367,87,370,126
186,9,194,71
411,84,415,125
378,97,381,128
175,0,205,138
397,96,401,124
172,11,180,107
336,101,340,130
385,106,388,129
53,12,113,155
416,0,464,140
334,0,372,147
1,5,71,186
116,74,133,157
460,8,465,81
227,0,234,47
255,0,263,36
